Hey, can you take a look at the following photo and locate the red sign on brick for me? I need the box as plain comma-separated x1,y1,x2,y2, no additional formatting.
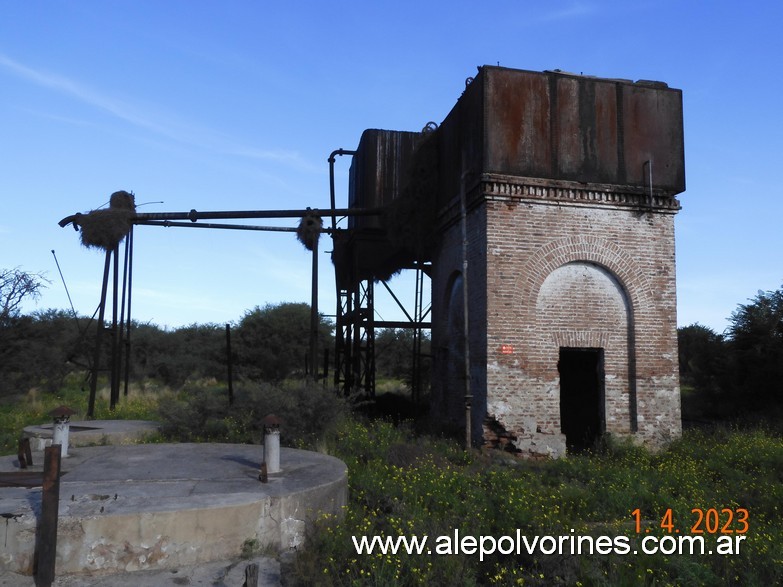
500,344,514,355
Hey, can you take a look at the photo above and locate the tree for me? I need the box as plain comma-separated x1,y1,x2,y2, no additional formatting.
0,269,53,395
130,321,226,387
375,329,426,378
677,324,730,394
0,267,48,325
727,284,783,410
235,302,333,383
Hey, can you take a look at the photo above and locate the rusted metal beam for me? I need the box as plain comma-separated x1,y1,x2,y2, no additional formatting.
0,471,44,488
17,437,32,469
35,444,62,587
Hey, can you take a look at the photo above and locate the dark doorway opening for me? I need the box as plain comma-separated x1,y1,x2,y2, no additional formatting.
559,347,605,453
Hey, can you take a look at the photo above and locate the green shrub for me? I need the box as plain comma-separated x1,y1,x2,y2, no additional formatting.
156,380,348,448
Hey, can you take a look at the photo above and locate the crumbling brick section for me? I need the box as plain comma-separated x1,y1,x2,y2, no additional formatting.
483,415,518,453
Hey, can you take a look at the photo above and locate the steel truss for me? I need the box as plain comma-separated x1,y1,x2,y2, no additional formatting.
335,263,431,399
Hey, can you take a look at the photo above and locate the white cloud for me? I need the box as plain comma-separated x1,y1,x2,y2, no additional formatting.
0,53,167,135
0,53,317,174
536,2,597,22
228,147,322,174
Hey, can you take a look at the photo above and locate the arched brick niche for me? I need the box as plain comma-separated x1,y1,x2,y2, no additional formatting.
516,235,654,317
533,261,634,441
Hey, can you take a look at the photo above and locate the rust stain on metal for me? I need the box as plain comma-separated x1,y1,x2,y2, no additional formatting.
48,405,76,419
262,414,282,428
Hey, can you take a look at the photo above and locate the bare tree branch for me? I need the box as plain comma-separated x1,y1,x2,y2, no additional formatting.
0,268,49,323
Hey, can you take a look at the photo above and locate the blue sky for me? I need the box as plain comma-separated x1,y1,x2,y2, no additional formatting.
2,1,782,334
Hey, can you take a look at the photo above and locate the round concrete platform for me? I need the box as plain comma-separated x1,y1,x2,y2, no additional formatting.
0,443,347,578
22,420,161,452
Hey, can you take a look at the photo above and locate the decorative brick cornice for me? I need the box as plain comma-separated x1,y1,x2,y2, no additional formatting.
481,173,682,212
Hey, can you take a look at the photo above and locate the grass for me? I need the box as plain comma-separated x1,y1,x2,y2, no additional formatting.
289,419,783,587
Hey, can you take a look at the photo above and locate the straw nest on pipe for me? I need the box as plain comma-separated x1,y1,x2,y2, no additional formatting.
296,209,323,251
78,191,136,251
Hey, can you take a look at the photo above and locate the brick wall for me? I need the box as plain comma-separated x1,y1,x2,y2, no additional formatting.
431,177,682,456
431,200,488,445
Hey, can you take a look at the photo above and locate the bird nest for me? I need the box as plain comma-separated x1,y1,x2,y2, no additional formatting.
296,209,323,251
78,191,136,251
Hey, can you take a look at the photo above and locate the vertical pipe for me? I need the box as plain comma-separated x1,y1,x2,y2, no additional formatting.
460,163,472,449
647,159,654,208
412,266,424,404
328,149,356,232
123,226,134,397
118,231,130,398
309,239,319,382
329,152,339,234
329,148,356,393
226,324,234,405
110,245,120,410
35,444,61,587
264,426,281,473
51,417,70,458
88,250,112,419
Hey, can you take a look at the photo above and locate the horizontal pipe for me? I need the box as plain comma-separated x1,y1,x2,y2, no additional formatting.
135,207,382,221
341,320,431,330
59,206,382,229
375,320,432,329
135,220,330,233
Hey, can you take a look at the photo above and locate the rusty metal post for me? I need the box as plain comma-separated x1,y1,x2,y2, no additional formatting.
110,244,121,410
17,439,26,469
245,562,259,587
88,250,112,419
18,437,32,469
226,324,234,405
309,238,319,382
119,225,133,398
35,444,62,587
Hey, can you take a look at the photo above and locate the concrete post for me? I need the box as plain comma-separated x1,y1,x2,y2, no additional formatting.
262,415,282,474
49,406,76,458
